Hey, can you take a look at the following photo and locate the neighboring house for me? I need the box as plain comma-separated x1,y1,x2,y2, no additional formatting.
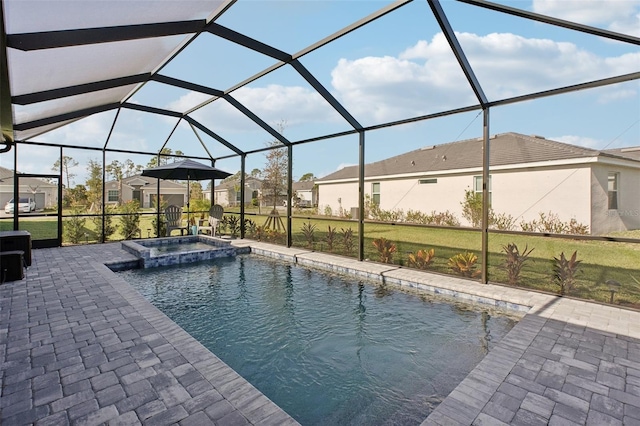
292,181,317,207
315,133,640,235
209,177,262,207
104,174,188,208
0,166,58,210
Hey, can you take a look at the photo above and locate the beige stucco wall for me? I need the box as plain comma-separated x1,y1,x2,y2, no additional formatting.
318,166,594,229
591,163,640,234
492,166,592,229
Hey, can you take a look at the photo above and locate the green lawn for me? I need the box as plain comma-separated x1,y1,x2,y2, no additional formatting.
3,211,639,308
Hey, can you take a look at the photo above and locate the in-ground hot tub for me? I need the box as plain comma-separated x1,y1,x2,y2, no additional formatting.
121,235,248,268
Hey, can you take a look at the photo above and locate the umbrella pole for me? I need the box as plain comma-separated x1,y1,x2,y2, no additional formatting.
187,176,190,233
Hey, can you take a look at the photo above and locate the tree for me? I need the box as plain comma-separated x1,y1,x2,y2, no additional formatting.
250,168,262,178
262,121,288,210
190,181,203,202
146,148,173,168
123,159,142,178
65,184,88,208
86,159,103,212
299,172,315,182
106,160,124,205
52,156,78,189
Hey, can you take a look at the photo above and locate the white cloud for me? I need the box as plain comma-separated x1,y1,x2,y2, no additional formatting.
330,32,639,123
532,0,640,36
165,91,212,113
188,84,341,133
552,134,603,149
39,114,111,146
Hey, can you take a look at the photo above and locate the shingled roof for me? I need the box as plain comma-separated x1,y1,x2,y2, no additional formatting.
317,132,640,182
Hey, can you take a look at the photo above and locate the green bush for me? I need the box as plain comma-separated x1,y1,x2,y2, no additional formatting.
119,201,141,240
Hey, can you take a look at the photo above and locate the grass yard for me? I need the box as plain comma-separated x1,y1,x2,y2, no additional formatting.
3,211,639,308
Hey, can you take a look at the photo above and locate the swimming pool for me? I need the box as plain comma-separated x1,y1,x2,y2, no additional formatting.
119,255,517,425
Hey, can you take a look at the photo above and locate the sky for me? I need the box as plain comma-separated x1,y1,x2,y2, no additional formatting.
9,0,640,186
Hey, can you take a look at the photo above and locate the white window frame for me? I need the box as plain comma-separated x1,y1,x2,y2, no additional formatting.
473,175,492,204
107,190,119,202
608,172,619,210
372,182,380,205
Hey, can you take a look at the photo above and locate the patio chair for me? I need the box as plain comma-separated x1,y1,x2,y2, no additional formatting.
199,204,224,236
164,205,188,236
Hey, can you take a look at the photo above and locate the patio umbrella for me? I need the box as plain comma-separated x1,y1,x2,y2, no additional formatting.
142,159,232,228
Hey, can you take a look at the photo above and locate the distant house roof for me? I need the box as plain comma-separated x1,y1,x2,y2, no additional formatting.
215,177,262,191
293,181,315,191
0,166,57,188
603,146,640,162
317,133,640,182
105,174,187,190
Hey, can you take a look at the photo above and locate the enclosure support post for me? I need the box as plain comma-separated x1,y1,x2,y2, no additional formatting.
240,154,246,239
358,131,365,261
286,145,293,247
481,108,490,284
58,147,63,244
156,152,161,238
12,143,18,230
101,150,106,242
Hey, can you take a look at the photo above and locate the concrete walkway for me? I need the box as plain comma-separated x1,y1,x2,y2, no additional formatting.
1,241,639,425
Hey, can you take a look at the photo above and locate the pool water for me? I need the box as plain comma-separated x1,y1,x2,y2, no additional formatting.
119,255,517,425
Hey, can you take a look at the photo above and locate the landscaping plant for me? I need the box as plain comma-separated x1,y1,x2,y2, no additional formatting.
119,201,141,240
552,250,582,295
408,248,435,270
325,225,337,252
64,210,87,244
502,243,534,286
92,206,117,242
341,227,354,255
227,215,240,238
301,222,316,248
373,237,397,264
448,252,481,278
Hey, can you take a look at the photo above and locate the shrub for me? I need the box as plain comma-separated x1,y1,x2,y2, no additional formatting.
491,212,516,231
92,206,117,242
325,226,337,252
323,205,333,216
341,227,354,255
119,201,141,240
502,243,534,286
461,189,484,228
408,249,435,270
301,222,316,249
224,215,240,238
448,252,481,278
244,218,256,237
372,237,396,263
553,251,581,296
64,210,86,244
520,212,589,235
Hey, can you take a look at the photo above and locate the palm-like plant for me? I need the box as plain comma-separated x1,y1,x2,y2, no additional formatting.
502,243,534,286
553,251,581,295
372,238,396,263
448,252,481,278
408,249,435,270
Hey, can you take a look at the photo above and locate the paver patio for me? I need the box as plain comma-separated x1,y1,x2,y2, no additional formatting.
1,241,639,425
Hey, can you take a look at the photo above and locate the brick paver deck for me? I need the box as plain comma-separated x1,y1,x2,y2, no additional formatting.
1,241,639,425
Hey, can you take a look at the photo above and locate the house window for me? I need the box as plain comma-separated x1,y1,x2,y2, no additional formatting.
419,178,437,184
473,175,492,204
608,172,619,210
107,190,119,202
372,182,380,205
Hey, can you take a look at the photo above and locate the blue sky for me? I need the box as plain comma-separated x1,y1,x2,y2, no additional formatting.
19,0,640,185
